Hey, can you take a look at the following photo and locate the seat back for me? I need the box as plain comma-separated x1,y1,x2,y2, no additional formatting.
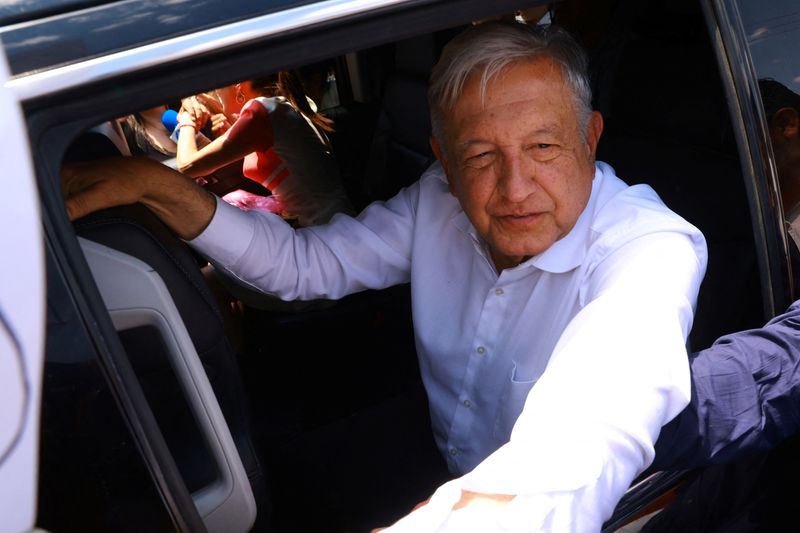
361,32,456,203
65,130,271,529
591,0,763,349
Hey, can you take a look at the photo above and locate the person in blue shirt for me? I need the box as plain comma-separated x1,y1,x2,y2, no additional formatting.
652,299,800,470
641,300,800,532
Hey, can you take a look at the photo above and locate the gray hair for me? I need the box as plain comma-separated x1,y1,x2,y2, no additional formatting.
428,21,593,150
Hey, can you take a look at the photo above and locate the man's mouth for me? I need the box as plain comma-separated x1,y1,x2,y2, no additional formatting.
498,212,543,226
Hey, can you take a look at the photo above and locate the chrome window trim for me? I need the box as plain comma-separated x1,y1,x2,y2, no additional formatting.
3,0,417,102
704,0,793,315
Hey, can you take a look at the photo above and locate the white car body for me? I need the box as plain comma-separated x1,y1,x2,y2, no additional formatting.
0,52,45,533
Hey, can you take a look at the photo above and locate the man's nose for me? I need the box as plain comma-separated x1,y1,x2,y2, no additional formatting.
498,154,536,202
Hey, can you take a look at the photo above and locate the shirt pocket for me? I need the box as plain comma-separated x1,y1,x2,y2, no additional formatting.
493,361,538,442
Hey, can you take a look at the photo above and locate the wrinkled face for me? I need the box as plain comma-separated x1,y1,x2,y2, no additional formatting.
433,57,602,271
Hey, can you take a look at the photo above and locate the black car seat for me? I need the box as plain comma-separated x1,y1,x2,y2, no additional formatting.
360,32,451,204
587,0,763,350
64,130,271,530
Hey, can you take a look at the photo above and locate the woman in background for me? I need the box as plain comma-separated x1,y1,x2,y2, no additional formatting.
176,70,353,226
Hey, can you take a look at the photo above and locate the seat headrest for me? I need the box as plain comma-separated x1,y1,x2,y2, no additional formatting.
606,42,731,150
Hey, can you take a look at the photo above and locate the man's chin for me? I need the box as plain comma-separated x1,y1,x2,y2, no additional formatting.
489,243,551,269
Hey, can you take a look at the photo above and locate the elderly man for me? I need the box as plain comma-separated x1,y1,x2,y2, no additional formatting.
63,21,706,532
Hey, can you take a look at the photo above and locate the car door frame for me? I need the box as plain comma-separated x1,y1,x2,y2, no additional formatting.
7,0,535,530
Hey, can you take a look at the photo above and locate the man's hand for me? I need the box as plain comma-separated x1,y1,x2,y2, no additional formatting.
61,156,217,240
372,489,515,532
62,156,153,220
453,490,514,510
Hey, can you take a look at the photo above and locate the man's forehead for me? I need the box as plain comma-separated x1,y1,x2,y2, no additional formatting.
447,64,574,125
453,58,568,111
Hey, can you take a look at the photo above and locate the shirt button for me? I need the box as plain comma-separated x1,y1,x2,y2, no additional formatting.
449,448,459,456
495,288,504,296
477,346,486,355
463,399,471,408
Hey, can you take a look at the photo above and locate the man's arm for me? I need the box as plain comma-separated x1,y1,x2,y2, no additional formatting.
62,156,217,239
383,232,705,532
651,299,800,471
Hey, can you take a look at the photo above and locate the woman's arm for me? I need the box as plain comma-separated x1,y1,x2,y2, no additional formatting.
176,98,274,178
175,121,251,178
174,99,254,178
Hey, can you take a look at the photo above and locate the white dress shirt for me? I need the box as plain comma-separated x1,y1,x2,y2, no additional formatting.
190,161,707,532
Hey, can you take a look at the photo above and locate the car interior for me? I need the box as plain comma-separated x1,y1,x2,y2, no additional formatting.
44,0,769,531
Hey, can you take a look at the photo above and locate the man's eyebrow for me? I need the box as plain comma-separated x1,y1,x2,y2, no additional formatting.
457,126,562,150
457,139,493,150
526,124,561,137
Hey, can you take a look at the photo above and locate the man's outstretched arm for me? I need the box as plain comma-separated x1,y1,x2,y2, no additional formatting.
61,156,216,240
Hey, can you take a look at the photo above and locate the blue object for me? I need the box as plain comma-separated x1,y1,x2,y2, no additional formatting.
161,108,178,134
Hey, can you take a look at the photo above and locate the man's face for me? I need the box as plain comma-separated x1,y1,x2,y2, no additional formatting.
432,57,602,271
768,107,800,212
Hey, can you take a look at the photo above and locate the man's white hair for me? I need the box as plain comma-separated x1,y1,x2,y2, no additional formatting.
428,21,593,150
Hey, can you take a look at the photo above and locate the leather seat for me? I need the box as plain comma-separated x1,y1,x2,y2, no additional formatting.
590,0,763,349
65,131,271,530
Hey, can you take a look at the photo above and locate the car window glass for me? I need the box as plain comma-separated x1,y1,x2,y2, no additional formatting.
735,1,800,249
0,0,312,75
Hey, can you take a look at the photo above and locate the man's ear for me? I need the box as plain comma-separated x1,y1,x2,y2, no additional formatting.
585,111,604,160
430,136,456,194
771,107,800,139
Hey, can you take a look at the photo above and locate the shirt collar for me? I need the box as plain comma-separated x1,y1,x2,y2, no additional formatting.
453,164,604,274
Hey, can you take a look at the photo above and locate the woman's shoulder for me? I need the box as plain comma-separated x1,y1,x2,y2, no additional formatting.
251,96,293,114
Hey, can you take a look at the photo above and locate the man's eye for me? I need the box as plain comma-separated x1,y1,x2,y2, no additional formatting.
527,143,560,161
465,151,494,167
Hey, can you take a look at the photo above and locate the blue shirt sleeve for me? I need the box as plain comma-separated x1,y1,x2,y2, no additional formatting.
651,300,800,471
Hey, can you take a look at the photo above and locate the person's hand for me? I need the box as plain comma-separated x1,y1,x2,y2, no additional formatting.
372,487,515,532
209,113,232,137
194,92,238,135
61,156,156,220
180,95,212,130
62,156,216,240
452,490,514,511
193,92,224,115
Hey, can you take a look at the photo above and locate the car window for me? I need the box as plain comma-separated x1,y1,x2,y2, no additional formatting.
733,0,800,291
0,0,319,76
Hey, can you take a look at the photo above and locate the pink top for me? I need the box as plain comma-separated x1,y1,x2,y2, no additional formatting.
226,97,352,226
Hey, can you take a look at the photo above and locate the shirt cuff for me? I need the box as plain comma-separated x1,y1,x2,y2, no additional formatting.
187,196,255,268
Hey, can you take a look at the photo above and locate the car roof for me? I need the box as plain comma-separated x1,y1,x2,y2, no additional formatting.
0,0,326,76
0,0,113,26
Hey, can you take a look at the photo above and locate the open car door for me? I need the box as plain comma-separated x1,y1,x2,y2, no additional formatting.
0,47,45,533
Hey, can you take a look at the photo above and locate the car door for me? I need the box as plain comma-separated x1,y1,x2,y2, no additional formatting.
0,46,45,533
0,2,528,531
